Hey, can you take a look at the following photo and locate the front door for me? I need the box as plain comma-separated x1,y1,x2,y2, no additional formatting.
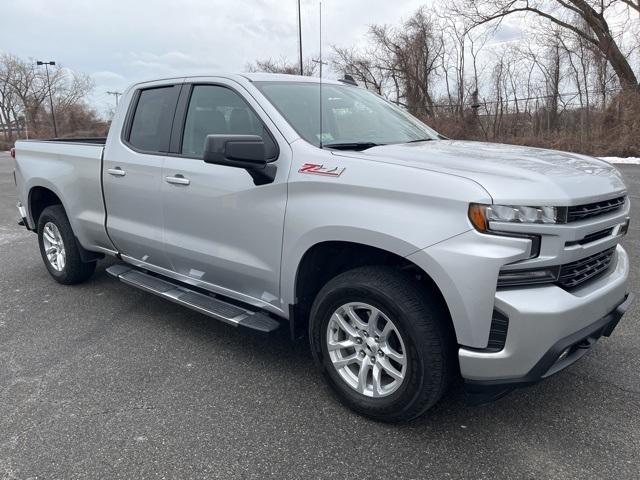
161,81,289,312
103,83,181,270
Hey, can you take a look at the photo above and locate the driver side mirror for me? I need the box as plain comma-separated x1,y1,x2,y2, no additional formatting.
203,134,266,168
203,134,276,185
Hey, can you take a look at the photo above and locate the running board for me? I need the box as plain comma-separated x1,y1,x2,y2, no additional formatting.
106,264,280,333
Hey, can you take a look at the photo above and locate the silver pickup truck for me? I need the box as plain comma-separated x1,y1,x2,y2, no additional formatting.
13,73,633,422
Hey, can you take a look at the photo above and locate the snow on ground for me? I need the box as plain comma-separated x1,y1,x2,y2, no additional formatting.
599,157,640,164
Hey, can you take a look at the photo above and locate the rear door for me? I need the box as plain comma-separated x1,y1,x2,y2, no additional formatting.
160,80,290,312
103,82,181,270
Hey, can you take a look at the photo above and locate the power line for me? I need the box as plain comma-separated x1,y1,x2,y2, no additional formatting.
406,86,625,110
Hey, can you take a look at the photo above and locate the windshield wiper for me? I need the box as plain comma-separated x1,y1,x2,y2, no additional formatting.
404,138,434,143
323,142,381,151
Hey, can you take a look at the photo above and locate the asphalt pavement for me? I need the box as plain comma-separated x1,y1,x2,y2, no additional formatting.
0,150,638,479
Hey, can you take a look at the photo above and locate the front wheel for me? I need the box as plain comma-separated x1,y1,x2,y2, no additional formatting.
37,205,96,285
309,266,455,422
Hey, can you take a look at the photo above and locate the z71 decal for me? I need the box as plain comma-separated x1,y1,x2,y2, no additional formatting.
299,163,346,177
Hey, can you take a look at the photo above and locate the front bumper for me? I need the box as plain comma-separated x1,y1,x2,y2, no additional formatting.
465,292,634,405
458,244,632,404
459,244,629,378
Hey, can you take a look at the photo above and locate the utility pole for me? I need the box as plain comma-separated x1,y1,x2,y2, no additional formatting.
36,61,58,138
297,0,303,75
106,91,122,107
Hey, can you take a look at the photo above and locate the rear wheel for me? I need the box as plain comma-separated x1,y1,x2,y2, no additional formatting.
37,205,96,284
309,266,454,422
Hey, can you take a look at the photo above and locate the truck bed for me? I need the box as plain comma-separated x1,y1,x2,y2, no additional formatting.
14,138,113,254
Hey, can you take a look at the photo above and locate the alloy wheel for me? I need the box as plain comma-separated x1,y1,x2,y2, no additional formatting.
42,222,66,272
326,302,407,398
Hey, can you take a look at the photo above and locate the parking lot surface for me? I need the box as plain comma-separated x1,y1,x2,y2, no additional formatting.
1,150,638,479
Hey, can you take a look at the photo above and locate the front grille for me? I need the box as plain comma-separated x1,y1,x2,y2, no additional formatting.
565,227,613,247
567,196,625,222
558,247,616,289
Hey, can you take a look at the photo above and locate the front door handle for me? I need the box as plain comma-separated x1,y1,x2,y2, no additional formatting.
107,167,126,177
165,174,190,186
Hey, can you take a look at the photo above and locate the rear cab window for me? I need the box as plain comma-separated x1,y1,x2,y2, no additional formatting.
126,85,181,153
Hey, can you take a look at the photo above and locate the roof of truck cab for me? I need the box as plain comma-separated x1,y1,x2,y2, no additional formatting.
130,72,344,88
239,73,343,85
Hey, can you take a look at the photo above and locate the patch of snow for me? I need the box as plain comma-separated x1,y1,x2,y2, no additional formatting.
599,157,640,165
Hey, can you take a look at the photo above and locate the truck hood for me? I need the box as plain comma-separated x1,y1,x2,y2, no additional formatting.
335,140,626,205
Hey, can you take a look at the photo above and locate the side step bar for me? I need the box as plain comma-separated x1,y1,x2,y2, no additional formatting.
106,264,281,333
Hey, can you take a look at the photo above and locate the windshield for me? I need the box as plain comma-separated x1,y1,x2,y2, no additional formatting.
254,81,440,149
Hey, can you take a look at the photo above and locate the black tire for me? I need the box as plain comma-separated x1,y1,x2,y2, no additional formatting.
309,266,455,423
37,205,96,285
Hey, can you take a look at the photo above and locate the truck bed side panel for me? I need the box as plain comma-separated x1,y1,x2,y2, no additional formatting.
14,140,114,252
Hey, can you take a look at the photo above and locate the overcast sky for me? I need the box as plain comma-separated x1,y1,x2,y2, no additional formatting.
1,0,432,114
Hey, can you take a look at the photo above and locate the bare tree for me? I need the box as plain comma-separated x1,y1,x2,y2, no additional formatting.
456,0,639,91
0,60,22,140
246,57,317,76
0,53,99,141
435,12,469,117
1,54,47,134
262,1,639,155
619,0,640,14
332,47,388,94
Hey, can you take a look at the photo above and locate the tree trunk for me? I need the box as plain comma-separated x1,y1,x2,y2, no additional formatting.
597,34,639,90
570,0,639,90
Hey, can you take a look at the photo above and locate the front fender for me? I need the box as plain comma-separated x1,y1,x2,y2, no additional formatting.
407,230,531,348
280,141,495,320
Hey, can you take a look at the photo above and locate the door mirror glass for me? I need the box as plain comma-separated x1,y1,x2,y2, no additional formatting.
203,134,267,169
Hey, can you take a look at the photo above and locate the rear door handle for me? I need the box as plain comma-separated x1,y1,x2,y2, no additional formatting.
107,167,126,177
165,174,190,186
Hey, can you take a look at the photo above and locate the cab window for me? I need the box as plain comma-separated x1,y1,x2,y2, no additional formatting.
128,85,180,152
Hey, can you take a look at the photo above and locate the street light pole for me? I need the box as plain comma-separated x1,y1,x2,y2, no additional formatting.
36,60,58,138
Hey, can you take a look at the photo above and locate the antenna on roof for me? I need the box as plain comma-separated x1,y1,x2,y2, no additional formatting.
319,1,323,149
311,2,327,148
297,0,303,76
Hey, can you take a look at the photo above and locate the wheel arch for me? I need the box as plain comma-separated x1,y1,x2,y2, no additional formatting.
28,184,64,231
29,185,103,263
288,240,454,341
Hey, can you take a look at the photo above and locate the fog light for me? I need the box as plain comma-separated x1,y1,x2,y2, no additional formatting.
497,267,560,287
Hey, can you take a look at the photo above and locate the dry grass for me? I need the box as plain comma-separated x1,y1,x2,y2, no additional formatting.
429,91,640,157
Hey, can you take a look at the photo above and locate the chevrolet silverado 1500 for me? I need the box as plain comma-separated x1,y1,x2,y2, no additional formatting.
13,73,633,422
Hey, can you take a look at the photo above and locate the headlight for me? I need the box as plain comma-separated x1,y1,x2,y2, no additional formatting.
468,203,562,232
